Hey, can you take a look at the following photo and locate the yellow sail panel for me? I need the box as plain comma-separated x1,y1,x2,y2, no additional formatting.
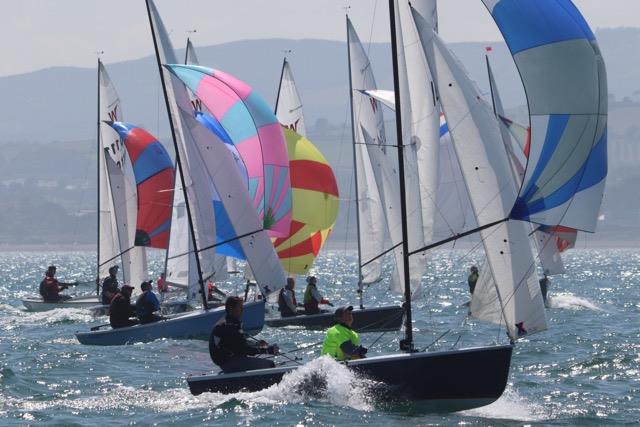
274,129,339,274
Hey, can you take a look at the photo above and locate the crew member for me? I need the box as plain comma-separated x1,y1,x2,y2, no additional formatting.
209,296,279,373
101,265,120,305
321,306,367,361
539,270,550,305
278,277,302,317
109,284,137,329
136,281,163,324
303,276,332,315
39,265,76,302
157,273,168,294
468,265,479,295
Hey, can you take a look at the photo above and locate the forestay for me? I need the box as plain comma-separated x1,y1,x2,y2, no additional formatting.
482,0,608,233
98,61,147,289
412,8,547,339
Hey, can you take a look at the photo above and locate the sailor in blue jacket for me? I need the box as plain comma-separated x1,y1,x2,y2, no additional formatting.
135,281,163,324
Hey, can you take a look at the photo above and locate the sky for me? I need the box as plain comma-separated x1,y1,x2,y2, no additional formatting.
1,0,638,77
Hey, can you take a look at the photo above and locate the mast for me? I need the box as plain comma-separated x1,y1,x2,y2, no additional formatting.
388,0,414,350
346,15,365,309
274,56,287,117
145,1,208,310
96,58,101,294
184,37,190,65
485,54,497,116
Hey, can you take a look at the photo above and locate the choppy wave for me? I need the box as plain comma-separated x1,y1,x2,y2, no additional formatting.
460,386,548,421
2,357,375,415
547,293,604,311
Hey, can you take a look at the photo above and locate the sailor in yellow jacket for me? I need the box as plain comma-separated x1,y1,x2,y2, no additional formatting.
321,306,368,361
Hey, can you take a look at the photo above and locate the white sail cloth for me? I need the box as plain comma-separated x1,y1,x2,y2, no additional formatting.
98,61,147,290
347,17,387,286
276,59,306,136
164,39,228,300
412,8,547,339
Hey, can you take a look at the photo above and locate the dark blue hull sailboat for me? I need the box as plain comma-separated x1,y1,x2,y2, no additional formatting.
187,345,513,411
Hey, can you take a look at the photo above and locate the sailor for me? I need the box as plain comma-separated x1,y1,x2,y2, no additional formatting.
101,265,120,305
39,265,76,302
135,281,163,324
321,306,367,361
109,284,138,329
207,280,225,303
468,265,479,295
539,270,550,304
157,273,168,294
278,277,303,317
303,276,333,315
209,296,279,373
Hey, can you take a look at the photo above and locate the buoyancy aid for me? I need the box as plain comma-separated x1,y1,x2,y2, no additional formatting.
321,323,360,361
278,288,297,316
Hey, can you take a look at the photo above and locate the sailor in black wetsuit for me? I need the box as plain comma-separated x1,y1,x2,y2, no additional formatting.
101,265,120,305
109,285,138,329
209,296,279,373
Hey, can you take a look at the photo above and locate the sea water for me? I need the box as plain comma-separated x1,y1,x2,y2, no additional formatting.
0,249,638,425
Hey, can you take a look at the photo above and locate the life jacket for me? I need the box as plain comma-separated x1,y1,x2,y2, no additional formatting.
157,277,168,293
135,291,155,319
303,284,319,313
468,272,479,293
39,277,59,301
278,288,297,317
209,317,242,366
321,323,360,361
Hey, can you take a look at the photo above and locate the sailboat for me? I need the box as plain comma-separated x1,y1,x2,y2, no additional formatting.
22,60,148,312
77,0,299,347
187,0,607,410
264,56,404,332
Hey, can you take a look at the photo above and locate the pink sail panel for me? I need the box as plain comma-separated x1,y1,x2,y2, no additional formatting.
165,64,292,237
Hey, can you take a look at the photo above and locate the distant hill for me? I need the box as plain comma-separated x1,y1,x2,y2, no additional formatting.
1,28,638,144
1,28,639,246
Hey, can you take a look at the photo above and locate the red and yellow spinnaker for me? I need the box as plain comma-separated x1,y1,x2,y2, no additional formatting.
273,128,339,274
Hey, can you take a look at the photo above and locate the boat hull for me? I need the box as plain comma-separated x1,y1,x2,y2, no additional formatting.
265,305,404,332
187,345,513,411
75,301,265,346
21,295,101,312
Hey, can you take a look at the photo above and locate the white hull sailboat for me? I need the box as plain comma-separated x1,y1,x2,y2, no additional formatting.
22,295,103,312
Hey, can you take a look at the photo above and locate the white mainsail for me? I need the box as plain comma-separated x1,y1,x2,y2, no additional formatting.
164,39,228,299
412,10,547,339
275,58,306,136
97,61,147,290
148,0,286,297
347,17,387,286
